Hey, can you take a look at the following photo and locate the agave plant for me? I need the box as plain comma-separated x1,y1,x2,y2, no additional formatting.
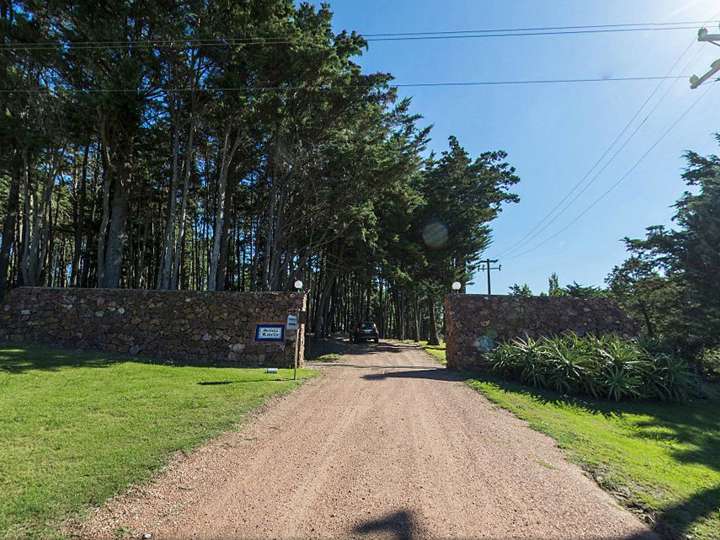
520,354,549,388
645,354,694,401
488,343,522,376
487,333,693,402
541,338,587,394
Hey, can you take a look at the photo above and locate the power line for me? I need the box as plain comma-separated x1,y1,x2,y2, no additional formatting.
365,26,708,43
496,39,701,258
496,12,720,258
1,21,718,50
505,84,714,261
363,20,720,37
0,75,694,94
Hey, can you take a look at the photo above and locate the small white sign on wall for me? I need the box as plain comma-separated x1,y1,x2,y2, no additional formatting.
286,314,299,331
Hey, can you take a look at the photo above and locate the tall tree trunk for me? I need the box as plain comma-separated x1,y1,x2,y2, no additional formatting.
70,144,89,286
413,294,421,342
0,155,21,298
100,176,129,288
32,154,60,285
215,174,234,291
158,116,181,289
19,150,32,285
96,142,111,286
208,127,239,291
98,115,134,289
171,118,195,290
426,294,440,346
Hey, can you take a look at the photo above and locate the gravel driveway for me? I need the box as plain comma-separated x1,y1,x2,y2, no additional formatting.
77,342,655,539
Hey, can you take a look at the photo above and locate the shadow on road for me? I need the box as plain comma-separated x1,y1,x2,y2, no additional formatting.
318,363,436,370
353,510,418,540
308,338,423,359
362,368,461,382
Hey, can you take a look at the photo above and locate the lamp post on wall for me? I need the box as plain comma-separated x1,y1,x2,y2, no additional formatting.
451,281,462,294
293,279,304,291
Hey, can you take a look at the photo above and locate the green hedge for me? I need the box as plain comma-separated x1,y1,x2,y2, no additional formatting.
488,333,696,401
699,347,720,380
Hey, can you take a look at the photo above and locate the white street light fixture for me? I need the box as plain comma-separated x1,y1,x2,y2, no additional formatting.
451,281,462,292
294,280,304,291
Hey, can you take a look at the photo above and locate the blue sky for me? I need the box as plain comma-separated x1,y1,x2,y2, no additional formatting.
310,0,720,295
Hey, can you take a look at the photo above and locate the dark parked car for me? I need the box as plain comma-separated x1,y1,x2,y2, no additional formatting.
351,321,379,343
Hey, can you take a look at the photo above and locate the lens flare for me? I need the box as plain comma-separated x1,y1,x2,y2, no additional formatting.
422,221,448,249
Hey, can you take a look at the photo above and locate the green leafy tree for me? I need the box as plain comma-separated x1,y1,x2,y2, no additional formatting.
414,136,519,344
609,134,720,354
508,283,533,297
0,1,520,342
547,272,566,297
564,281,606,299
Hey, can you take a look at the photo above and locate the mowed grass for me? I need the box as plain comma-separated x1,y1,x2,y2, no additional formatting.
470,378,720,539
311,353,342,363
416,340,447,365
0,345,316,538
427,341,720,538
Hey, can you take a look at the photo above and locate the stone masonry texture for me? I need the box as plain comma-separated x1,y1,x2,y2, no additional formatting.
444,294,638,370
0,287,306,368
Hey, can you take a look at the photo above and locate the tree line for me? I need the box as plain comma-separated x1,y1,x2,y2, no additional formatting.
509,272,605,299
511,136,720,372
0,0,520,343
607,135,720,368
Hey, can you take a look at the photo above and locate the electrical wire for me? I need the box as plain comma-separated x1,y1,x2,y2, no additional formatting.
1,20,718,50
496,39,701,258
365,26,707,43
505,84,715,261
362,19,720,37
0,75,694,94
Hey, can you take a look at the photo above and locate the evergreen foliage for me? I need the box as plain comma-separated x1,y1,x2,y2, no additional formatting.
607,134,720,361
0,1,519,340
488,333,696,401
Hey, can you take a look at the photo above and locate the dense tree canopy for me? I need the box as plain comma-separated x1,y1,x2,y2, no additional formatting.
508,274,605,299
0,0,519,341
607,135,720,357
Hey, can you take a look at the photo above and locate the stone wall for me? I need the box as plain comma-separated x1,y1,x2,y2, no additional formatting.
444,294,637,370
0,287,306,368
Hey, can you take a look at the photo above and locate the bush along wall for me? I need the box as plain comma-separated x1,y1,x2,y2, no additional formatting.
488,333,697,401
444,295,638,370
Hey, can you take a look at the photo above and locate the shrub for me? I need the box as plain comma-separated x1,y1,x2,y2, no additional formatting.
698,347,720,381
487,333,695,401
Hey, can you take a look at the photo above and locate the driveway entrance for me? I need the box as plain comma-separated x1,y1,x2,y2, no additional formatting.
78,341,653,539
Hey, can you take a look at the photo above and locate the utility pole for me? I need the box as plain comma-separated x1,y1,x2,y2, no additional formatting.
690,25,720,89
479,259,501,297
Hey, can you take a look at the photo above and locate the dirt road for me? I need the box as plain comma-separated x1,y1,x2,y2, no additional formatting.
78,342,654,539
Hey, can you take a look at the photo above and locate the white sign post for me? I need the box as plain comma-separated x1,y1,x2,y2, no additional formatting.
287,314,299,379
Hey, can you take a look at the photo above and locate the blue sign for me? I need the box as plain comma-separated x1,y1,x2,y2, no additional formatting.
255,324,285,342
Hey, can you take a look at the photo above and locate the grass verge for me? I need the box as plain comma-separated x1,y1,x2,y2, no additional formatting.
418,341,447,365
467,375,720,539
311,353,342,363
0,344,316,539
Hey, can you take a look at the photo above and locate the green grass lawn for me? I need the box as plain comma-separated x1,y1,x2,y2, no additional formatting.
468,377,720,539
424,341,720,538
0,345,316,539
311,353,342,362
417,340,447,365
